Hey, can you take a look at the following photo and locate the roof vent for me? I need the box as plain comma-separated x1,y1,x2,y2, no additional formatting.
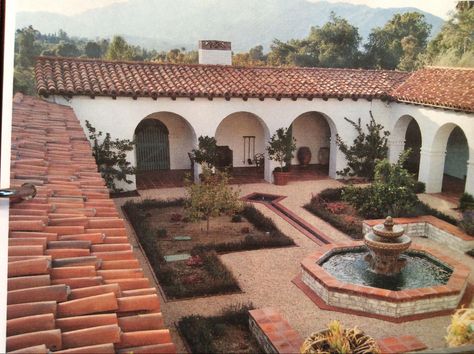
198,40,232,65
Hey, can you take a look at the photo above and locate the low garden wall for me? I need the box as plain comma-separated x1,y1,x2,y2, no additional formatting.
363,216,474,253
248,308,303,354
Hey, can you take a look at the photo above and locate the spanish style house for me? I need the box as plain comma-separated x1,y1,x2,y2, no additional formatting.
34,41,474,195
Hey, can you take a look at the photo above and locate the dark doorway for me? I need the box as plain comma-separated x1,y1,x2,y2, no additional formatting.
135,119,170,171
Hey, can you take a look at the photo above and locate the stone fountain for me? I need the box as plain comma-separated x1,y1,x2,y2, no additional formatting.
364,216,411,275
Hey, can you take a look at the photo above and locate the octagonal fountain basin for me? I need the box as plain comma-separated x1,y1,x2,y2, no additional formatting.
301,242,471,319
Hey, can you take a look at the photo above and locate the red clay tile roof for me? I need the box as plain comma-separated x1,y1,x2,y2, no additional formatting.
8,94,176,353
34,56,409,101
392,67,474,113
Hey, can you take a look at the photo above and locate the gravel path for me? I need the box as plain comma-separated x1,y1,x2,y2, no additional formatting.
114,180,474,353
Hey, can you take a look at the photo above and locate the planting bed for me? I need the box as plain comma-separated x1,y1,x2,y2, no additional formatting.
178,305,262,354
123,199,294,300
304,187,460,240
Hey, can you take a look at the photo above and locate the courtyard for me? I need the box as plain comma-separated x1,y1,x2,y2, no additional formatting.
114,179,474,352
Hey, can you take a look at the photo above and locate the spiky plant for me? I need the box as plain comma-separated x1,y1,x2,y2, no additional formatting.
301,320,380,354
446,308,474,347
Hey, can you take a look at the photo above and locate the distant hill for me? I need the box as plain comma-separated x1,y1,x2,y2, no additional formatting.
16,0,444,52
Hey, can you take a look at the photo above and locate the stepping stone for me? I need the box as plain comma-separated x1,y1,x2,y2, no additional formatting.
164,253,191,262
173,236,192,241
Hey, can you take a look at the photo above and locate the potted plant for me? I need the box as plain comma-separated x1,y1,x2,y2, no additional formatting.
446,308,474,347
301,320,380,354
266,127,296,185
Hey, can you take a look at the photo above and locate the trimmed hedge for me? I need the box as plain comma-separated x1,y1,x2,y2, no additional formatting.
178,303,259,354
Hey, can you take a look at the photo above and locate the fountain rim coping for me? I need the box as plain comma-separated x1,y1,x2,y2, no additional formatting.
301,241,470,303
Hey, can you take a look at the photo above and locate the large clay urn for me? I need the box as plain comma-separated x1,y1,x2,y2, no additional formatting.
297,147,312,166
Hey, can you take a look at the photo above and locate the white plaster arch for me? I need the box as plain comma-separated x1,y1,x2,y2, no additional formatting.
134,111,198,171
214,111,271,181
289,111,338,178
389,115,423,173
420,123,471,193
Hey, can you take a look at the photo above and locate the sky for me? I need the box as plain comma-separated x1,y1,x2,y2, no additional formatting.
14,0,457,19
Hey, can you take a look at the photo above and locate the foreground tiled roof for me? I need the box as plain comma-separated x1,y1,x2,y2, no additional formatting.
7,94,176,353
34,56,409,101
392,67,474,113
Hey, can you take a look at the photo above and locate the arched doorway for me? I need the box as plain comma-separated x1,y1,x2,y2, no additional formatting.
134,112,197,189
290,111,335,179
404,119,422,175
391,115,422,176
135,119,170,171
215,112,269,183
442,126,469,195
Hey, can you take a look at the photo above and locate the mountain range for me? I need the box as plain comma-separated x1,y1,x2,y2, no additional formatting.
16,0,444,52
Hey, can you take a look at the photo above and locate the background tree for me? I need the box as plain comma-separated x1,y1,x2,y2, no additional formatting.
184,168,242,236
336,111,390,180
422,1,474,67
15,26,41,68
306,12,361,67
85,41,102,58
85,120,135,192
105,36,135,61
364,12,431,70
55,41,80,57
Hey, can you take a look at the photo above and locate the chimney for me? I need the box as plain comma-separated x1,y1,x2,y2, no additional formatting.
198,40,232,65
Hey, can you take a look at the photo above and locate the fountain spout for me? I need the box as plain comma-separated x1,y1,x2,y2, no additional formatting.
364,216,411,276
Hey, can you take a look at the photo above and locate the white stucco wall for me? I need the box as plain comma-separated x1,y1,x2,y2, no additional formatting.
48,94,473,195
291,112,331,165
215,112,265,167
142,112,196,170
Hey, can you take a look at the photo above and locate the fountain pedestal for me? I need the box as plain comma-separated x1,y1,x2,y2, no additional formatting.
364,216,411,276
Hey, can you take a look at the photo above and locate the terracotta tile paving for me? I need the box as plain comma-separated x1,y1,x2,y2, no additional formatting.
377,335,427,353
7,94,176,353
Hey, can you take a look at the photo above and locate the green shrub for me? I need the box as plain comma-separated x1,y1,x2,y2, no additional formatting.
318,187,344,202
460,193,474,212
460,211,474,236
414,181,426,194
231,214,243,222
178,303,256,354
342,151,418,219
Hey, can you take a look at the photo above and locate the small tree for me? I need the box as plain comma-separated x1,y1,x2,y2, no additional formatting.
336,111,390,180
191,136,218,169
184,168,242,237
266,127,297,172
85,120,135,192
342,150,418,218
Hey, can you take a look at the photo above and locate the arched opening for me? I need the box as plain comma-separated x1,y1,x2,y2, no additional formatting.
134,112,196,189
215,112,269,183
135,119,170,171
391,115,422,176
403,119,422,175
290,111,334,180
442,126,469,195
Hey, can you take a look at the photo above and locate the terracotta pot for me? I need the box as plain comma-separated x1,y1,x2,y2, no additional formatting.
273,171,290,185
297,146,312,166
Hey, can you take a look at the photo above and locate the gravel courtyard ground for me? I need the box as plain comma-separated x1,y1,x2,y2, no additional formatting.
114,179,474,353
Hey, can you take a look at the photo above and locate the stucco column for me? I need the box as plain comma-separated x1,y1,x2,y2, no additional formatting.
329,136,339,178
388,139,405,163
418,148,446,193
465,160,474,195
